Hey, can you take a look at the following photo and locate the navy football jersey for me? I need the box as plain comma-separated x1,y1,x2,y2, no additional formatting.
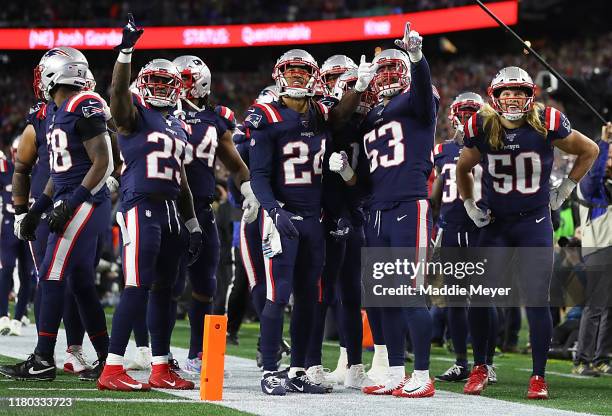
25,101,52,199
0,154,13,216
233,123,249,167
433,141,484,226
118,94,190,211
359,57,439,209
46,91,108,200
463,106,571,217
183,105,235,200
246,100,332,215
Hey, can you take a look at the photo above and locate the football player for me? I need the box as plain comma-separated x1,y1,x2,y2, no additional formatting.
319,54,357,95
457,66,600,399
329,22,438,398
431,92,498,384
305,69,378,390
0,49,113,381
172,54,256,374
0,139,33,337
247,48,377,395
97,15,201,391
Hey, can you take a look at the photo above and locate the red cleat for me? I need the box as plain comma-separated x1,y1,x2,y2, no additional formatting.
149,363,195,390
363,376,407,395
527,375,549,400
97,364,151,391
463,364,488,395
393,376,435,398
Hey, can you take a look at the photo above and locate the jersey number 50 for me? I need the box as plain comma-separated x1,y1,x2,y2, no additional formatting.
488,152,542,194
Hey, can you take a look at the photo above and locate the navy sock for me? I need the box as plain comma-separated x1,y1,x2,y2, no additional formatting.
133,291,150,347
250,283,266,318
290,291,317,369
188,298,212,359
381,307,407,366
331,304,346,347
342,302,363,366
526,307,552,377
486,307,498,366
35,280,65,358
468,306,490,366
14,261,31,321
33,283,41,331
0,266,13,316
167,298,178,351
305,301,327,368
260,300,284,371
448,307,468,367
405,307,432,370
69,275,108,358
366,307,385,345
148,289,171,357
63,288,85,347
109,287,147,356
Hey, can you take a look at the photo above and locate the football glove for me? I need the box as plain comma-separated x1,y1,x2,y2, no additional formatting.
550,178,576,211
269,207,300,240
185,218,203,266
262,213,282,258
47,201,74,234
240,181,260,224
329,217,352,241
329,151,354,182
394,22,423,62
14,212,40,241
106,175,120,193
464,198,491,228
355,55,378,93
114,13,144,52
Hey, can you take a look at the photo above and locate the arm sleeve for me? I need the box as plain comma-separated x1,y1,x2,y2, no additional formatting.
407,57,438,123
248,127,280,212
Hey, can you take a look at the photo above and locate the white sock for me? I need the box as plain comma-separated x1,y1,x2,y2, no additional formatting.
151,355,168,366
388,365,405,381
289,367,305,378
413,369,430,381
372,344,388,366
106,353,124,366
337,347,347,365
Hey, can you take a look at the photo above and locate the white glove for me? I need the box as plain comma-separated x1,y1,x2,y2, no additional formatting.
240,181,260,224
550,178,576,211
13,213,26,239
261,210,282,258
464,198,491,228
106,176,120,193
355,55,378,93
394,22,423,62
329,151,354,182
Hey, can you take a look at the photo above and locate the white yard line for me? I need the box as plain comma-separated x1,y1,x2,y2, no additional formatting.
0,325,596,416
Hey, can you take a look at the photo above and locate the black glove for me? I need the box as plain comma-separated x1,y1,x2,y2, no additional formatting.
47,201,75,234
187,230,203,266
114,13,144,52
329,217,352,241
269,207,300,239
19,211,41,241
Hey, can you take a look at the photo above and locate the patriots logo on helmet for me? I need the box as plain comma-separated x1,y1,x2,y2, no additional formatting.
82,105,104,118
44,49,71,57
246,113,262,128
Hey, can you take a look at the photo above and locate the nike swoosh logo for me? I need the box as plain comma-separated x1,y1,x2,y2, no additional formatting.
397,215,407,221
162,379,176,387
403,386,421,393
293,384,304,392
264,385,276,393
119,380,143,389
536,217,545,223
28,366,54,375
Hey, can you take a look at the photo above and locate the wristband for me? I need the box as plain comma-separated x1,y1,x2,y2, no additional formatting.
14,204,28,215
67,185,91,210
185,218,202,234
117,50,133,64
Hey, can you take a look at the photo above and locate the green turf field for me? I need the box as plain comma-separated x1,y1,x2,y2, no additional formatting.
1,310,611,415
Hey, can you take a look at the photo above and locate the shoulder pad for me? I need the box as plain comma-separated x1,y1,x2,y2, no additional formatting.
244,103,283,129
215,105,236,124
542,106,570,132
464,113,480,139
65,92,106,119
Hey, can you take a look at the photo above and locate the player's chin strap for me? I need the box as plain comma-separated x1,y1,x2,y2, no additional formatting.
183,97,203,112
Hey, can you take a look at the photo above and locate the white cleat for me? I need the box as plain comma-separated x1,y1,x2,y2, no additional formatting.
20,315,31,327
8,319,21,336
487,365,498,384
345,364,377,389
126,346,152,371
328,347,347,385
394,372,435,398
0,316,10,335
306,365,334,392
63,345,92,374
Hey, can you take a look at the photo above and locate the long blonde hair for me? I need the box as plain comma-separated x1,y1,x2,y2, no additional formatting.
479,102,548,150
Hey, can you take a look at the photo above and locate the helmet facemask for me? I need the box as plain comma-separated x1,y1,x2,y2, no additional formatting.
490,86,534,121
137,70,182,108
274,62,318,99
372,60,410,99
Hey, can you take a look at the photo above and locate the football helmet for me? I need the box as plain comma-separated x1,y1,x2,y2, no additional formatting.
136,59,183,108
320,54,357,94
256,85,280,104
488,66,536,121
39,52,89,101
34,46,88,100
333,69,376,115
173,55,211,100
272,49,319,98
449,92,484,127
372,49,411,99
84,69,96,91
